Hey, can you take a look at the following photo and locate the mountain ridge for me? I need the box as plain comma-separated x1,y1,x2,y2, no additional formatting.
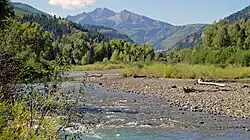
12,2,49,16
12,2,133,42
67,8,204,50
89,8,116,19
223,5,250,23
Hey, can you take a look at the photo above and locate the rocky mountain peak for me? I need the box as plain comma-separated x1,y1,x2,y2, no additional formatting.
88,7,116,19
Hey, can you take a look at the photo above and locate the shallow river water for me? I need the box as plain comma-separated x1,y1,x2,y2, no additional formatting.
81,129,250,140
58,82,250,140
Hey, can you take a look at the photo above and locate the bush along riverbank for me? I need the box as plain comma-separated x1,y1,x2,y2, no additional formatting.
0,2,86,139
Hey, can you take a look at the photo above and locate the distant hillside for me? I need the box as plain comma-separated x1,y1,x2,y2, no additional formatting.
170,27,205,51
12,2,49,16
80,24,133,42
223,5,250,23
160,24,205,51
67,8,205,50
171,5,250,51
12,2,132,42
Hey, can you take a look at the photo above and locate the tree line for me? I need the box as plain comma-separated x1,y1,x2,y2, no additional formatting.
168,20,250,66
19,14,155,66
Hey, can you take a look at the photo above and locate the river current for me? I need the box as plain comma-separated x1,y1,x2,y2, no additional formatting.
46,82,250,140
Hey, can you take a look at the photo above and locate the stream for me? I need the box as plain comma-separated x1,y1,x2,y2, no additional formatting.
56,82,250,140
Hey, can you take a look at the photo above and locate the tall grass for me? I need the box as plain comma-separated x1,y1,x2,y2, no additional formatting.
70,63,126,71
71,62,250,79
123,63,250,79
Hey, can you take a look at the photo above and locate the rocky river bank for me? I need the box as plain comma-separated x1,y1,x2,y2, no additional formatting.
57,70,250,139
67,69,250,119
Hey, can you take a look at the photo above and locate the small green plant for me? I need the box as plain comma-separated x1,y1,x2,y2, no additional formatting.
0,83,68,139
102,57,109,63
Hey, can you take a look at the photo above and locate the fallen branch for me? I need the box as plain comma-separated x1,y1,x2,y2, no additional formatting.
132,74,146,78
183,87,205,93
197,79,226,87
183,87,234,93
202,79,236,83
85,73,103,78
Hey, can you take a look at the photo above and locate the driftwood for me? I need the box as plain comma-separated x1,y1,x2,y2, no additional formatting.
183,87,204,93
197,79,226,87
183,87,235,93
85,73,103,78
242,84,250,88
202,79,237,83
82,73,103,81
182,79,237,93
183,87,233,93
132,74,146,78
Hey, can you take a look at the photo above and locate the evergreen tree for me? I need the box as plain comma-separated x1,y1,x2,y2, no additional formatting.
0,0,14,25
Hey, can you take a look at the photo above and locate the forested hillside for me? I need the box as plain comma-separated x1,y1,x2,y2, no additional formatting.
10,3,154,66
168,20,250,66
12,2,133,42
223,5,250,23
170,27,204,51
12,2,48,16
172,5,250,52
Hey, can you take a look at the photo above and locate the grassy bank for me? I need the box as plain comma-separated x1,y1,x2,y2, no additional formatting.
70,63,126,71
123,63,250,79
70,62,250,79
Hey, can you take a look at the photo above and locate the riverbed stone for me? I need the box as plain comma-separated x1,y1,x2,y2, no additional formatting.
87,70,250,119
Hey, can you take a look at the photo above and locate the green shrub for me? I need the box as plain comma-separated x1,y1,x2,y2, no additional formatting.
103,57,109,63
81,54,88,65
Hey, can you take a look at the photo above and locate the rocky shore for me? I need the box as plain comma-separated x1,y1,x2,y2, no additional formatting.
70,69,250,119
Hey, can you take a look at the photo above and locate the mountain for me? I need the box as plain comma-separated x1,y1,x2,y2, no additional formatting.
67,8,205,50
223,5,250,23
80,24,133,42
159,24,206,51
88,8,116,19
12,3,132,42
12,2,49,16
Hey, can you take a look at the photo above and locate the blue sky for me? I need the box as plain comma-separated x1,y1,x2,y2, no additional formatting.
12,0,250,25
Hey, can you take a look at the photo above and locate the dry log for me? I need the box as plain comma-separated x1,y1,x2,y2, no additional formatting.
183,87,234,93
197,79,226,87
183,87,204,93
132,74,146,78
202,79,236,83
85,73,103,78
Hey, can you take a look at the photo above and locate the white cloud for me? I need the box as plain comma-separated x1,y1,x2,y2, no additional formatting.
48,0,95,10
